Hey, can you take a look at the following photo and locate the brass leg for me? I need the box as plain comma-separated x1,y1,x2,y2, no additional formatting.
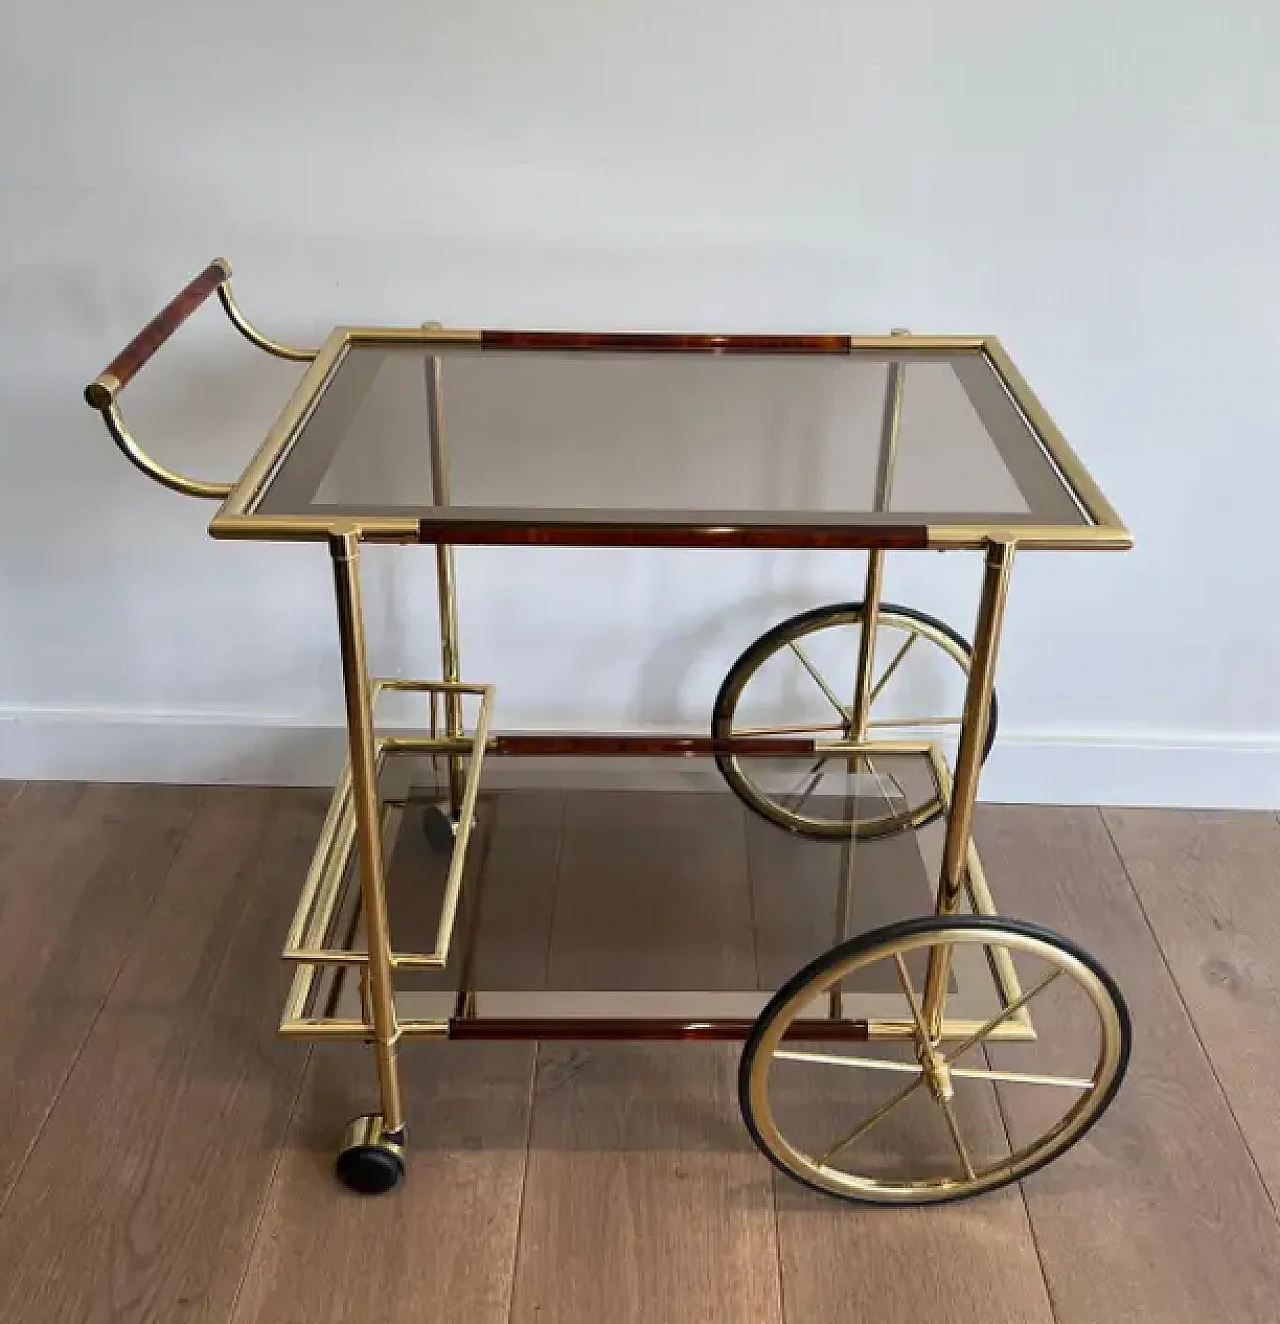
329,530,405,1137
921,538,1016,1036
359,967,373,1025
424,348,465,820
436,543,464,817
843,550,884,957
828,835,857,1020
834,343,908,1009
848,550,885,739
849,344,906,740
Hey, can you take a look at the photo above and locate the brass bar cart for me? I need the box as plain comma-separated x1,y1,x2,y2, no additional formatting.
86,259,1133,1204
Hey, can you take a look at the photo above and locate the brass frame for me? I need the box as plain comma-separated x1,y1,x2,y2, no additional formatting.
422,337,466,818
849,328,907,740
85,262,1132,1194
217,280,318,363
205,325,1131,552
922,538,1016,1035
304,736,1035,1047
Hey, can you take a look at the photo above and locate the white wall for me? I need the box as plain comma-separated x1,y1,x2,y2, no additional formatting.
2,1,1278,804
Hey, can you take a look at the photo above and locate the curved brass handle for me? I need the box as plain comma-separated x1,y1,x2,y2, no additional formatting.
217,281,317,362
84,257,319,500
93,397,234,500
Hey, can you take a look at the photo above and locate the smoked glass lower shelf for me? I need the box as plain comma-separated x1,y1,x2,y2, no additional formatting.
283,746,1031,1044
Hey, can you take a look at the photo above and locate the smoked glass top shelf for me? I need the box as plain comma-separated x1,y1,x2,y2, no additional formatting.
210,329,1129,551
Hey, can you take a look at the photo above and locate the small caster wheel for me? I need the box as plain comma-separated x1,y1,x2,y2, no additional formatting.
336,1114,405,1195
423,803,479,853
422,803,458,853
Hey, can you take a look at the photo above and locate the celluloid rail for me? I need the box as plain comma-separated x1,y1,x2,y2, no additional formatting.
486,734,939,757
488,733,816,756
447,1018,873,1042
86,259,230,402
416,518,931,550
446,1017,1034,1043
380,733,941,757
478,330,855,353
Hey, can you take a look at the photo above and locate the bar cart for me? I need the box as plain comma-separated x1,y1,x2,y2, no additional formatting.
86,259,1133,1205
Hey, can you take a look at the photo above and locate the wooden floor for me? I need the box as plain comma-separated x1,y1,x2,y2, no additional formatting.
3,781,1280,1323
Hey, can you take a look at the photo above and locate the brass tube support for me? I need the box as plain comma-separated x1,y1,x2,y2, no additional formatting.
329,530,405,1136
849,551,885,740
96,400,234,500
217,280,318,362
848,332,907,740
921,538,1017,1035
424,340,465,817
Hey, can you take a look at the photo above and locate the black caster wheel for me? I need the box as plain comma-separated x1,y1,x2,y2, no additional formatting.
422,803,480,854
335,1114,406,1195
421,803,458,853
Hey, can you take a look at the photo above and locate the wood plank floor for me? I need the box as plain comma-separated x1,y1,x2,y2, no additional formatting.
3,780,1280,1323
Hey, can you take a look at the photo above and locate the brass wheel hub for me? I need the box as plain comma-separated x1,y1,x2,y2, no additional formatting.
918,1043,955,1104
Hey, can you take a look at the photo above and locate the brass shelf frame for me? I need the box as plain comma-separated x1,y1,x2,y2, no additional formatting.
281,733,1033,1047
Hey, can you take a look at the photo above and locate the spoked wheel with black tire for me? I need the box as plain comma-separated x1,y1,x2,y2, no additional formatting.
713,602,997,839
740,915,1130,1205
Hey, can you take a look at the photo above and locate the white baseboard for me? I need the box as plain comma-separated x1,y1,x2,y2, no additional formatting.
981,733,1280,811
0,706,348,788
1,705,1278,810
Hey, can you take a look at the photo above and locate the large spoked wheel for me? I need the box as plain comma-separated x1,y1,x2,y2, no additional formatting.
713,603,997,840
740,915,1130,1206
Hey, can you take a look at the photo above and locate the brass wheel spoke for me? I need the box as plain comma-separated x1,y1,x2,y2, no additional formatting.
816,1074,928,1166
867,633,917,706
864,758,906,810
896,950,977,1179
787,641,849,721
949,1066,1095,1091
788,760,827,812
944,968,1063,1068
938,1095,977,1180
893,951,932,1047
774,1050,923,1076
732,721,846,738
865,715,963,729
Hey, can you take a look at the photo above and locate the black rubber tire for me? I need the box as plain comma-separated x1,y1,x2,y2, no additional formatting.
712,601,998,839
336,1141,406,1196
738,913,1131,1206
